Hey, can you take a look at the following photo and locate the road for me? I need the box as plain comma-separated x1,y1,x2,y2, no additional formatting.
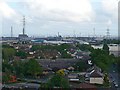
2,77,50,89
2,82,40,90
109,64,120,90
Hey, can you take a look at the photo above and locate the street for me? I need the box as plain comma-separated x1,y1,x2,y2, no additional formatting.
109,64,120,90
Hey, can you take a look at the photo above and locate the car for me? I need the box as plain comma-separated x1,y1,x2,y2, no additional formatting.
115,84,118,87
114,82,118,87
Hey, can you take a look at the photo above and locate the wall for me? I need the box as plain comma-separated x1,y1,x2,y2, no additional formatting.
90,77,104,84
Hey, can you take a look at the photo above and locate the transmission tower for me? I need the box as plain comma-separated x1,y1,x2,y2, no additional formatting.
106,28,110,39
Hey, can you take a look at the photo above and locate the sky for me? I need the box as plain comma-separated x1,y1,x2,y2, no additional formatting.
0,0,119,37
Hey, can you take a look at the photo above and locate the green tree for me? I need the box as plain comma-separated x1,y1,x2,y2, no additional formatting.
16,50,27,59
31,45,41,51
116,57,120,73
74,61,90,72
2,48,16,61
61,51,72,58
104,73,110,87
47,74,69,88
25,59,42,77
2,68,12,83
102,39,120,44
2,74,10,83
2,60,14,73
76,44,93,51
103,44,109,54
90,48,115,72
13,60,25,78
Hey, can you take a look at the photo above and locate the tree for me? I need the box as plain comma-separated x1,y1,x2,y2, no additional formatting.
61,51,73,58
16,50,27,59
90,48,115,72
25,59,42,77
102,39,120,44
76,44,93,51
2,60,14,73
103,44,109,54
104,73,110,87
74,61,90,72
31,45,41,51
47,74,69,88
117,57,120,73
2,73,10,83
13,60,25,78
2,68,12,83
2,48,16,61
56,69,65,76
55,44,71,53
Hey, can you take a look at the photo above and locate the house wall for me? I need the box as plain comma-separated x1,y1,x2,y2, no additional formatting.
68,75,77,79
90,77,103,84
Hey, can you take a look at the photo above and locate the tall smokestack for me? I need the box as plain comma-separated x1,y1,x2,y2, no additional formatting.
23,15,25,35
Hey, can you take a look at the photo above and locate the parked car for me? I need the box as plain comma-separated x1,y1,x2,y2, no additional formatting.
114,82,118,87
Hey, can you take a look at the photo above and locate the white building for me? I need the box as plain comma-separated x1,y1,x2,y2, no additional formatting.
89,70,104,84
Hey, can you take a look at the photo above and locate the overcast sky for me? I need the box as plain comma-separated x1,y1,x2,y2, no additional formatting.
0,0,119,37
